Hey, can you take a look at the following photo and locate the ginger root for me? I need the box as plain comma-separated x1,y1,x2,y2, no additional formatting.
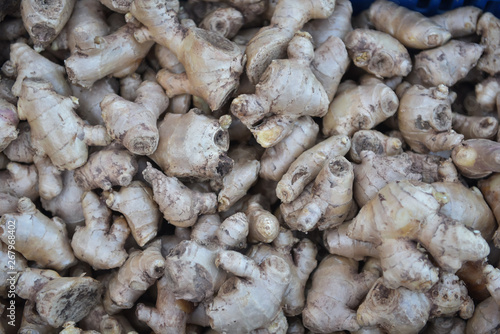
199,7,244,39
452,113,498,140
476,12,500,76
0,98,18,151
303,0,353,44
430,6,482,38
0,162,38,215
451,139,500,178
349,129,403,163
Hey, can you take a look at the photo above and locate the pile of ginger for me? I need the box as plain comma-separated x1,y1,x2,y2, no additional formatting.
2,0,500,333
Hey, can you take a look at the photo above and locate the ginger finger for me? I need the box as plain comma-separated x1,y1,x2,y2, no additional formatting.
451,139,500,178
477,13,500,76
430,6,482,38
303,0,353,44
349,129,403,163
200,7,244,39
0,162,38,215
452,113,498,140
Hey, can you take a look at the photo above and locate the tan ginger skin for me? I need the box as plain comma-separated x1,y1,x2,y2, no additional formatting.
303,0,353,44
348,180,490,292
143,163,217,227
0,242,27,297
99,0,133,13
259,116,318,182
101,80,169,155
16,268,102,328
103,240,165,314
8,41,71,97
451,139,500,178
102,181,162,247
358,274,474,334
80,303,139,334
247,228,318,317
276,134,351,204
34,154,64,200
3,122,38,163
475,75,500,112
71,191,130,270
477,13,500,76
412,40,484,87
18,78,111,170
206,250,291,334
0,162,38,215
136,276,192,334
65,23,155,88
368,0,451,49
398,84,463,154
452,113,498,140
322,79,399,138
302,256,381,333
478,173,500,244
150,109,233,180
0,98,18,151
200,7,244,39
232,32,329,148
21,0,75,51
0,197,76,271
430,6,482,38
349,129,403,163
164,213,249,302
73,147,138,191
345,29,412,78
129,0,246,111
71,78,118,126
323,221,379,261
244,0,335,85
280,156,354,232
466,297,500,334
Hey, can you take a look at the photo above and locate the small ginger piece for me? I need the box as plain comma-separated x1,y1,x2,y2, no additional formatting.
0,98,18,151
322,79,399,138
130,0,245,111
18,300,57,334
452,113,498,140
248,229,318,316
368,0,451,49
430,6,482,38
280,156,353,232
16,268,102,327
18,78,111,170
65,23,154,88
206,251,291,334
244,0,335,84
259,116,318,182
276,134,351,204
0,197,76,270
8,41,71,97
150,109,233,180
477,13,500,76
412,40,484,87
103,240,165,314
466,297,500,334
33,154,63,200
302,256,380,333
475,75,500,112
349,129,403,163
164,213,249,302
103,181,162,247
232,32,329,148
345,29,412,78
71,191,130,270
398,84,463,153
0,241,27,297
3,122,35,163
143,163,217,227
303,0,353,44
101,80,169,155
323,221,379,261
200,7,244,39
478,173,500,245
451,139,500,178
0,162,38,215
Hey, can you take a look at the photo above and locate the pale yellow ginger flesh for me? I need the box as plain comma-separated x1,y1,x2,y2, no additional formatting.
302,256,380,333
16,268,102,327
0,162,38,215
451,139,500,178
164,213,248,302
276,134,351,204
0,197,76,271
103,240,165,314
345,29,412,78
130,0,246,110
280,156,354,232
322,79,399,137
17,78,111,170
398,84,463,154
452,113,498,140
430,6,482,38
0,98,18,151
412,40,484,87
368,0,451,49
103,181,161,247
349,129,403,163
73,147,138,190
477,13,500,76
143,162,217,227
200,7,244,39
71,191,130,270
21,0,75,50
101,80,169,155
303,0,353,44
248,229,318,316
259,116,319,182
244,0,335,84
232,32,329,148
348,180,490,291
206,251,290,334
150,109,233,180
65,23,155,88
